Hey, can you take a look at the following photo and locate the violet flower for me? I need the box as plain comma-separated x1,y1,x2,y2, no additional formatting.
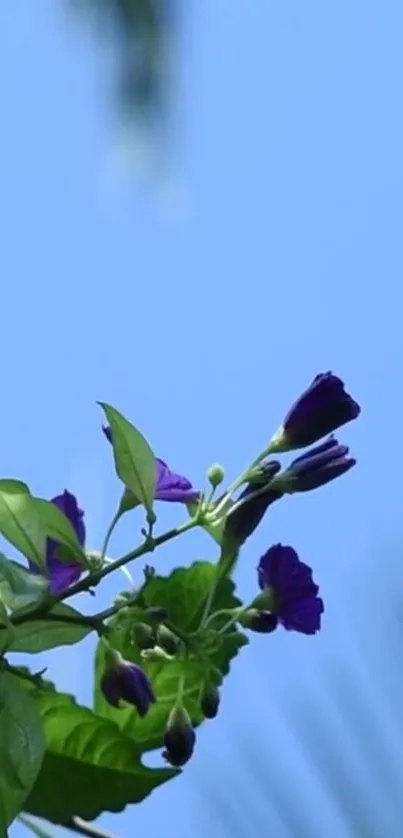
281,436,356,492
101,653,155,716
163,705,196,767
272,372,360,452
103,425,199,503
257,544,324,635
29,490,85,595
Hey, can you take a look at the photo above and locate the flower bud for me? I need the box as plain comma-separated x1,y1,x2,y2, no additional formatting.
132,622,155,650
269,372,360,453
156,624,180,656
279,437,356,493
141,645,174,662
101,648,155,715
223,461,282,548
145,606,169,623
200,683,220,719
238,609,278,634
163,704,196,767
207,463,225,489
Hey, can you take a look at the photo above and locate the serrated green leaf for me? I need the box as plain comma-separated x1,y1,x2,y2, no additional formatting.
0,488,46,570
0,673,45,828
8,603,92,653
31,499,88,567
0,554,48,612
23,691,175,824
94,561,248,751
99,402,156,518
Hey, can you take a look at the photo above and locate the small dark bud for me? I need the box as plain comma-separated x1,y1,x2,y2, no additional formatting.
200,682,220,719
132,622,155,650
156,624,180,656
223,461,282,547
238,609,278,634
145,606,168,623
163,704,196,767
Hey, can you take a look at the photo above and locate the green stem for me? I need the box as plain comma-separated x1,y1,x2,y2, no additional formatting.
203,608,237,628
211,444,274,518
217,606,246,634
59,514,200,602
7,514,201,635
100,509,122,560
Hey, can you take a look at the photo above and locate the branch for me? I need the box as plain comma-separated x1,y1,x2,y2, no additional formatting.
62,817,119,838
59,514,200,602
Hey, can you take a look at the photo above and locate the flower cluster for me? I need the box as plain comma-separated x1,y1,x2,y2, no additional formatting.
28,371,359,770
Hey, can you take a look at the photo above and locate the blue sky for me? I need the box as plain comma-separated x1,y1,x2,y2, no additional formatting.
2,0,403,835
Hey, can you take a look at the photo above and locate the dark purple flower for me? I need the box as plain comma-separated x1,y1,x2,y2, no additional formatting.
257,544,323,634
223,461,282,547
103,425,199,503
29,491,86,595
272,372,360,452
101,654,155,716
163,705,196,767
282,436,356,492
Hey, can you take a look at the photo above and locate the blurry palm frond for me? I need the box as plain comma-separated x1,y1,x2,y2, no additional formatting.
70,0,176,138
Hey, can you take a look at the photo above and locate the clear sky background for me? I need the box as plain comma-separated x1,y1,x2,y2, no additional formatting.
2,0,403,836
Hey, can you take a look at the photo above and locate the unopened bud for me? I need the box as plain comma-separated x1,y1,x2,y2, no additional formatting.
250,587,277,612
207,463,225,489
163,704,196,767
238,609,278,634
85,550,105,572
141,645,174,662
113,591,137,608
145,606,168,623
156,624,180,656
200,682,220,719
132,622,155,650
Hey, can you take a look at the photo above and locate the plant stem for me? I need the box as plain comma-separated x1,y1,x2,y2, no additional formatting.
60,514,200,602
62,817,119,838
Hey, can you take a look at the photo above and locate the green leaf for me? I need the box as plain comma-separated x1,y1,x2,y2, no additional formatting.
94,561,248,752
8,603,92,653
0,553,48,611
0,487,46,570
99,402,156,519
23,690,175,824
31,499,88,567
0,673,45,828
0,479,30,495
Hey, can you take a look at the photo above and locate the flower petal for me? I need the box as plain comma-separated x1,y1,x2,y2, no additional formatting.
155,459,199,503
280,595,324,634
46,557,82,596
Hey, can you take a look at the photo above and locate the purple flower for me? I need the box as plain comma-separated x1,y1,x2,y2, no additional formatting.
257,544,324,634
103,425,199,503
272,372,360,452
282,436,356,492
163,705,196,767
29,491,86,595
101,654,155,716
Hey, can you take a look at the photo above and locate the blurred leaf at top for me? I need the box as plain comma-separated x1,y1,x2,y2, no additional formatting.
71,0,176,145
